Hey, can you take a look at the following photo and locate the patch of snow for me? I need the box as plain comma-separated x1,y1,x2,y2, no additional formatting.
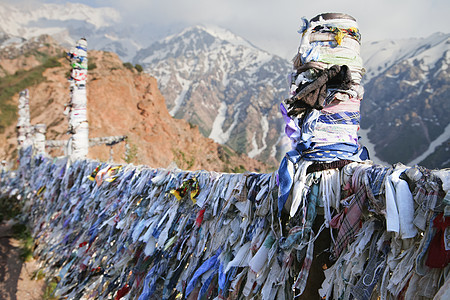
222,71,229,87
408,122,450,166
248,116,269,158
402,80,420,86
209,102,240,144
169,75,191,116
271,135,281,158
196,24,255,49
434,59,448,77
0,36,25,48
358,128,390,166
406,37,450,69
386,74,399,79
216,54,230,87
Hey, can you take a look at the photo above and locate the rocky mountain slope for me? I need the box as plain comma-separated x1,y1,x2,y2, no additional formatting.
360,33,450,168
0,36,266,173
133,25,291,166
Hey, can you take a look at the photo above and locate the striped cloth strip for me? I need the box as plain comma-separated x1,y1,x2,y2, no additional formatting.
317,111,360,125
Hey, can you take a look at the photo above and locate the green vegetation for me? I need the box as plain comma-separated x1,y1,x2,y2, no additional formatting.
0,53,62,133
135,64,143,73
216,145,250,173
123,62,144,73
0,194,23,222
12,222,34,262
222,145,236,158
227,131,247,155
231,165,246,173
42,278,59,300
217,145,234,164
123,62,134,70
42,56,61,69
124,142,138,164
88,61,97,70
173,149,195,169
32,269,46,281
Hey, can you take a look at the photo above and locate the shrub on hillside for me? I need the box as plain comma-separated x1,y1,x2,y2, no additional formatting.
123,62,134,70
135,64,143,73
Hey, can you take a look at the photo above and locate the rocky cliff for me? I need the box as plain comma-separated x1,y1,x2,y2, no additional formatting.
0,36,266,172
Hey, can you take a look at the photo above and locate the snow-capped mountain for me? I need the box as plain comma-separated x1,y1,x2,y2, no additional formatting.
0,2,119,44
0,2,171,62
361,32,450,83
360,33,450,168
134,25,291,164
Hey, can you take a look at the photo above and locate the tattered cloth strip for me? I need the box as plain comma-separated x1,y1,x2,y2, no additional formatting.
0,151,449,299
330,182,367,258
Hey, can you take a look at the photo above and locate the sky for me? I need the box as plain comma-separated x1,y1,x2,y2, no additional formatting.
5,0,450,59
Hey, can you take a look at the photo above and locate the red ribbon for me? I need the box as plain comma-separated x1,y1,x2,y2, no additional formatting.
426,213,450,268
115,284,130,300
195,209,206,227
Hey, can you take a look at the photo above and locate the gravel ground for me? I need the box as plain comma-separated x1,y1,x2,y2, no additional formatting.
0,221,45,300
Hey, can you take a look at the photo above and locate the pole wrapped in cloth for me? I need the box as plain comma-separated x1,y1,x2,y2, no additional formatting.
277,13,369,215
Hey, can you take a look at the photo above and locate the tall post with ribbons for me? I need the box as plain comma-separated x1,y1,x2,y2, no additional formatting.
16,89,32,149
66,38,89,160
33,124,47,156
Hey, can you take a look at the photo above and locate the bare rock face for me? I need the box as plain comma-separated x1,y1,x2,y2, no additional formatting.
0,38,266,172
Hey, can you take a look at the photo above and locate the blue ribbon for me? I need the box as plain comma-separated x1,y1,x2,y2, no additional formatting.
76,45,87,52
277,142,368,216
218,263,225,290
186,249,221,296
277,142,310,216
138,265,156,300
198,263,219,299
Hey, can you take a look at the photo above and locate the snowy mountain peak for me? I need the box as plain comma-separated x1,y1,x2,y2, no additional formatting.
361,32,450,82
194,24,255,48
163,24,256,50
135,23,275,69
0,2,120,38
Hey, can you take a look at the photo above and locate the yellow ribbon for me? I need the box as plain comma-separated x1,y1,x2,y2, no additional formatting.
335,29,345,45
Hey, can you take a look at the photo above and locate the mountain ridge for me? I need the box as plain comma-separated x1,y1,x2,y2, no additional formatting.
361,32,450,82
0,35,267,172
